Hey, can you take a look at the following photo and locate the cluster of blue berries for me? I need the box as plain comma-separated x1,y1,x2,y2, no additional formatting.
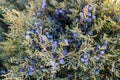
80,41,108,73
24,7,85,75
27,58,36,76
20,56,49,76
94,41,108,60
53,8,72,27
24,1,110,77
93,41,108,73
79,4,96,36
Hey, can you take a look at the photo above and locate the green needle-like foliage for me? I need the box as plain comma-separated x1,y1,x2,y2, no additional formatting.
0,0,120,80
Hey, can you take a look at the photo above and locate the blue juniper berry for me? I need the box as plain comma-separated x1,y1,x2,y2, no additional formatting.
28,71,33,76
92,15,96,20
35,29,40,34
39,26,42,30
95,56,100,60
30,59,36,66
62,49,68,56
55,9,60,15
87,12,92,17
103,41,108,47
73,33,78,37
49,40,53,43
68,38,72,43
45,31,49,36
86,17,92,22
79,12,84,16
47,35,53,40
80,57,85,62
55,9,64,15
99,50,105,55
34,22,38,27
26,34,31,39
59,58,65,64
87,49,92,54
83,54,88,59
84,61,88,66
64,39,68,44
88,5,93,10
27,65,34,76
87,31,93,36
29,66,34,71
59,9,64,15
0,70,6,74
26,30,33,34
96,43,101,49
52,41,58,48
42,0,46,9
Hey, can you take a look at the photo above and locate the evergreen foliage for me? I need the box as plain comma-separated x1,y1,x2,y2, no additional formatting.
0,0,120,80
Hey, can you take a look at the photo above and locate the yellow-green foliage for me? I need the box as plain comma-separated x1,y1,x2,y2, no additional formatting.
92,0,120,32
0,0,120,80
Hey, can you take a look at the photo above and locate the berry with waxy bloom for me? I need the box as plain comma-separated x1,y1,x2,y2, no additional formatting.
79,12,84,16
29,66,34,71
88,31,93,36
87,12,92,17
92,15,96,19
95,56,100,60
0,70,6,74
64,39,68,43
62,49,68,56
84,61,88,66
47,35,53,40
26,30,33,34
59,58,65,64
87,49,92,54
28,71,33,76
55,9,60,15
34,22,38,27
27,66,34,76
68,38,72,43
42,0,46,9
39,26,42,30
103,41,108,47
52,41,58,48
96,43,101,49
25,35,31,39
45,32,49,36
35,29,40,34
86,17,92,22
99,50,105,55
88,5,93,10
80,58,85,62
73,33,78,37
84,55,88,59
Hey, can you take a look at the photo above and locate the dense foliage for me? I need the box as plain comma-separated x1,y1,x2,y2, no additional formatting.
0,0,120,80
